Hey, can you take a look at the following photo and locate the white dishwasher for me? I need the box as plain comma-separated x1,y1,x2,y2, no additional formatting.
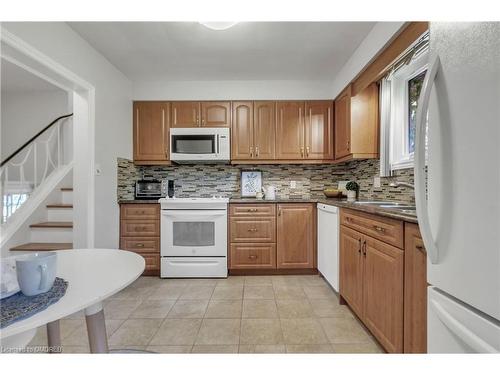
317,203,339,292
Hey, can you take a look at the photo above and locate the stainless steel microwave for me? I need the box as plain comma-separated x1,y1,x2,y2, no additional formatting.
170,127,230,163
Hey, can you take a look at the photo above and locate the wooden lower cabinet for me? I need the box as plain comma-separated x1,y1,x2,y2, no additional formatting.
363,235,404,353
229,203,315,272
339,209,406,353
276,203,315,269
119,203,160,276
404,223,427,353
339,226,364,317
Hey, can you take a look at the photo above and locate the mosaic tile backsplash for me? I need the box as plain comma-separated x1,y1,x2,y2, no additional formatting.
117,158,415,203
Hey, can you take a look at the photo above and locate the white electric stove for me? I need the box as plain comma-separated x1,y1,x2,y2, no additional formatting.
159,197,229,278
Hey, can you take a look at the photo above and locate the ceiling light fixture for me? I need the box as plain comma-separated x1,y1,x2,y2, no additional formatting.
199,22,238,31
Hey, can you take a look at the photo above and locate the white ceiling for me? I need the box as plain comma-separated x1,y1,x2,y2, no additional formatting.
1,59,62,93
68,22,376,82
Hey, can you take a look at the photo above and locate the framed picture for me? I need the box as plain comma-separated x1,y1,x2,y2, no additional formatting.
241,170,262,197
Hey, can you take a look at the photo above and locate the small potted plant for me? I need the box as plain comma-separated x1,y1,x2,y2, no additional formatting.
345,181,359,202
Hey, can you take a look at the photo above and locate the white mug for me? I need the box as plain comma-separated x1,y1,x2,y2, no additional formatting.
16,252,57,296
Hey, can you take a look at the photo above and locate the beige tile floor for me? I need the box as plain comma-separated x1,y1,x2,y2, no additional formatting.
26,275,384,354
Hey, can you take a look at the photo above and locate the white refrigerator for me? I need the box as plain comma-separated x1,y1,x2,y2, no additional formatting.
414,22,500,353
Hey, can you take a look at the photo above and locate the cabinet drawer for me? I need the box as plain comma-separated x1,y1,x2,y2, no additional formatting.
141,253,160,274
230,243,276,269
230,217,276,242
120,204,159,220
340,209,404,249
120,237,159,253
121,220,160,237
230,204,276,217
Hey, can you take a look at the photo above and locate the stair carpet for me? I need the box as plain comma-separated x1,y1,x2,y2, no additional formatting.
10,187,74,252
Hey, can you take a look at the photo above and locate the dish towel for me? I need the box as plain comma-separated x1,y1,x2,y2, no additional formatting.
0,277,68,329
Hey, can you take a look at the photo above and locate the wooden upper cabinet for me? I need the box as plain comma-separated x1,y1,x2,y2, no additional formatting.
201,101,231,127
335,86,351,159
133,101,170,164
171,101,200,127
350,83,379,158
404,223,427,353
339,225,364,317
276,203,315,269
276,101,305,160
232,101,254,160
253,101,276,160
335,83,379,161
363,235,404,353
305,101,334,160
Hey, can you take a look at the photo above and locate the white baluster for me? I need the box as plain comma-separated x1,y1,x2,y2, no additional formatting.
34,142,38,188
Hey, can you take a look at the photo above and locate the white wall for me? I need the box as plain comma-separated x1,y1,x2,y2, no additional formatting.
1,90,69,160
133,23,407,101
134,79,335,100
2,22,133,250
331,22,406,98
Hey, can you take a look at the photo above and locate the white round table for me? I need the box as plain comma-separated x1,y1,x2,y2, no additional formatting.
0,249,145,353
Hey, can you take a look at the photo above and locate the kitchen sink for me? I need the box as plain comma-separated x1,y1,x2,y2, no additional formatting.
353,201,409,206
352,201,417,216
379,205,416,210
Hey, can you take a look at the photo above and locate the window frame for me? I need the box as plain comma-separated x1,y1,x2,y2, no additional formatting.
389,50,429,171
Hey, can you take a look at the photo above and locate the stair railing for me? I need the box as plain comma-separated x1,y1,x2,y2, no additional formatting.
0,114,73,224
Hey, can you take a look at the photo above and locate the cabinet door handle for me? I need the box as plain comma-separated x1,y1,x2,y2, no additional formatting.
300,147,304,157
306,146,310,157
346,140,350,150
363,240,367,257
358,238,362,254
250,146,254,158
373,225,386,233
278,208,282,216
416,245,426,252
255,146,259,157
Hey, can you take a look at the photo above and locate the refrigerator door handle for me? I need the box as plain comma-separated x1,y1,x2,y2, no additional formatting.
414,54,440,264
430,299,497,353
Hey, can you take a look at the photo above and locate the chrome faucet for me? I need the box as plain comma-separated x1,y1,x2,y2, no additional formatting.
389,181,415,189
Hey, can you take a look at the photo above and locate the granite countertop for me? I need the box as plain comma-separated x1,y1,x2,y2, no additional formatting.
119,196,418,223
229,196,418,223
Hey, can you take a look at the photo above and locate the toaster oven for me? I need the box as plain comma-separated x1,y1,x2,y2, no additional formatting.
135,179,173,199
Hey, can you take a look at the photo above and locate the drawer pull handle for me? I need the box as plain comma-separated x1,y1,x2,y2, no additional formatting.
247,208,258,212
373,225,386,233
248,255,258,260
136,243,144,248
416,245,425,252
247,228,258,232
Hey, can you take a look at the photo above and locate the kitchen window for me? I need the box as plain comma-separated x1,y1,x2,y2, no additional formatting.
379,33,429,175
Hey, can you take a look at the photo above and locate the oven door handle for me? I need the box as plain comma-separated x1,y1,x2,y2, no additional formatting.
162,210,227,217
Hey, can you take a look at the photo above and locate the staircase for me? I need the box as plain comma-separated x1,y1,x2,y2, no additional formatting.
10,187,73,252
